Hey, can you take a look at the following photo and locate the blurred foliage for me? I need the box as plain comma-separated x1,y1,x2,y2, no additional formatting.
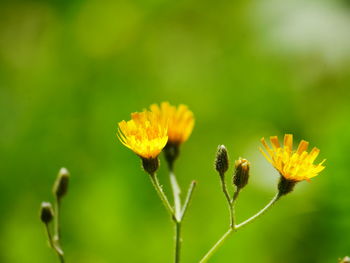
1,0,350,262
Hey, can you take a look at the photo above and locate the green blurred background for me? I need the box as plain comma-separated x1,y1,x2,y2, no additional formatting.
1,0,350,262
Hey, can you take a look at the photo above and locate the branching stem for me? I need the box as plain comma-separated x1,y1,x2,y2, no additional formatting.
45,222,65,263
53,198,65,263
199,192,281,263
149,170,196,263
235,193,280,229
149,173,175,217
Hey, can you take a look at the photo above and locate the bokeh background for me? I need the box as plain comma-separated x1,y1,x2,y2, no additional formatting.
1,0,350,262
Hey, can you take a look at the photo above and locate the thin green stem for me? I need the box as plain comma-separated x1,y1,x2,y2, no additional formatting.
199,192,281,263
199,228,233,263
54,198,61,241
170,171,182,221
219,175,234,228
199,176,236,263
220,175,231,206
230,188,240,227
169,171,182,263
45,223,65,263
53,198,65,263
235,193,280,230
149,173,175,217
44,223,54,249
180,181,196,220
150,167,196,263
169,170,197,263
58,253,65,263
174,221,181,263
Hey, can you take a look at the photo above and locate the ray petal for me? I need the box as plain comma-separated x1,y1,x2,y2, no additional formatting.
270,136,280,149
284,134,293,151
297,140,309,154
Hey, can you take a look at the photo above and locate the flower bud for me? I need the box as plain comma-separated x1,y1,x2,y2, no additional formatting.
40,202,54,224
215,145,229,176
142,157,159,175
233,158,250,189
53,168,70,199
277,175,297,196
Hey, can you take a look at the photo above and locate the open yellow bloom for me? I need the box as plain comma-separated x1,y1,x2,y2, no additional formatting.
118,111,168,159
260,134,326,182
150,102,194,145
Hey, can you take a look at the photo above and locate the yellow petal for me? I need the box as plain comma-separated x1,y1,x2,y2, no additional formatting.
283,134,293,152
270,136,280,150
297,140,309,155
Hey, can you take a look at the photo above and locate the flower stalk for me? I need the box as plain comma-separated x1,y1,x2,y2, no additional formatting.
148,172,175,217
235,192,280,229
199,192,281,263
145,162,190,263
170,176,197,263
148,170,196,263
40,168,69,263
219,175,235,228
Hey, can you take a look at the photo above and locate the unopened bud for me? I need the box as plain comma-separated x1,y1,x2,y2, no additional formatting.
142,157,159,175
40,202,54,224
215,145,229,176
277,175,297,196
53,168,70,199
233,158,250,189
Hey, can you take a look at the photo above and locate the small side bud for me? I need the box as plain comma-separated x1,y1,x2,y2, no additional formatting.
277,175,297,196
40,202,54,224
53,168,70,199
233,158,250,189
142,157,159,175
163,143,180,171
215,145,229,176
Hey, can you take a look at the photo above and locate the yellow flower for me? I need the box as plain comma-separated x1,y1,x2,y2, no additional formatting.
260,134,326,182
150,102,194,145
118,111,168,159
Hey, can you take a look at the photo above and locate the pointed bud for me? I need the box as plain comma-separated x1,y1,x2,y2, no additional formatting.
142,157,159,175
215,145,229,176
277,175,297,196
233,158,250,189
40,202,54,224
53,168,70,199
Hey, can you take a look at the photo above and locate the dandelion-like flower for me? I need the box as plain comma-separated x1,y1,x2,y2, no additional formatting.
260,134,326,182
150,102,194,145
118,111,168,160
149,102,194,170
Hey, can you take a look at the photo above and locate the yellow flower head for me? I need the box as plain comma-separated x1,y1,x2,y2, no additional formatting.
150,102,194,145
260,134,326,182
118,111,168,159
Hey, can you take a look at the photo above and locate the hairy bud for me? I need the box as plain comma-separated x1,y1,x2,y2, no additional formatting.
40,202,54,224
233,158,250,189
53,168,70,199
215,145,229,176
